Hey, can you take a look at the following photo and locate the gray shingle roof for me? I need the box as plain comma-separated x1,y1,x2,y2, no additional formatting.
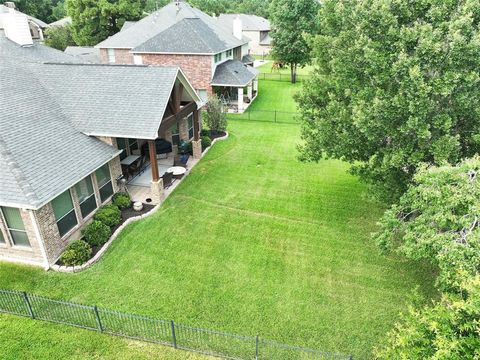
64,46,100,63
49,16,72,27
0,59,120,210
96,2,247,54
121,21,136,31
0,5,48,28
211,60,259,87
217,14,271,32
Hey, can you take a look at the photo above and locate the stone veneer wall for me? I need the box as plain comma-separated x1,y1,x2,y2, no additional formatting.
140,53,213,95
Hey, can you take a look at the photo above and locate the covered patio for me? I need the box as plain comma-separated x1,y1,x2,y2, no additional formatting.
212,60,259,113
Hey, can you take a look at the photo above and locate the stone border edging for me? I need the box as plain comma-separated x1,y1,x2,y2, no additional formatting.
51,131,229,273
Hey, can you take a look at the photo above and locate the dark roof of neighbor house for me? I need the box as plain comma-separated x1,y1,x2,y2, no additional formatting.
211,60,259,87
96,2,248,54
217,14,270,32
0,34,200,209
65,46,100,63
242,54,255,65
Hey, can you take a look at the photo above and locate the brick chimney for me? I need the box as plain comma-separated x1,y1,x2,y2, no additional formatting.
0,4,33,46
233,15,242,40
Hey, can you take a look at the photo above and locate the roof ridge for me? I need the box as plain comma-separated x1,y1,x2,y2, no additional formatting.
0,134,40,207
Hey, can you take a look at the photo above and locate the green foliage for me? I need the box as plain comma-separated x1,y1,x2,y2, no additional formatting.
269,0,319,83
376,275,480,359
15,0,64,23
94,204,121,228
201,135,212,151
204,95,227,133
66,0,146,46
44,25,76,51
297,0,480,201
375,157,480,292
112,192,132,210
200,129,210,137
187,0,272,18
59,240,92,266
81,220,111,247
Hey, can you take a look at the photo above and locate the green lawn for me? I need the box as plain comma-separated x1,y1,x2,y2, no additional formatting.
0,81,436,359
255,61,313,77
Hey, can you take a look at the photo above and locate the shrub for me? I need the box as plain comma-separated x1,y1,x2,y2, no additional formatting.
205,95,227,133
112,192,132,210
59,240,92,266
94,204,121,227
200,129,210,137
81,220,111,247
201,135,212,151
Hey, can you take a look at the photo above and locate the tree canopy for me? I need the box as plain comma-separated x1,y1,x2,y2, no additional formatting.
297,0,480,201
269,0,319,83
66,0,146,46
44,24,76,51
376,274,480,359
375,156,480,292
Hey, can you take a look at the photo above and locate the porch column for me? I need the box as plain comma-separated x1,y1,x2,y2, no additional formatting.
247,83,253,100
148,140,164,203
237,87,244,112
253,78,258,92
192,109,202,159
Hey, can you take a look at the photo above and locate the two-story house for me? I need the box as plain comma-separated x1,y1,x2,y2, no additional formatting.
95,1,259,112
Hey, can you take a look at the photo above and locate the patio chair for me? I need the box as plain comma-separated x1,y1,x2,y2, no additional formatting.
174,154,189,168
128,155,146,178
162,171,174,189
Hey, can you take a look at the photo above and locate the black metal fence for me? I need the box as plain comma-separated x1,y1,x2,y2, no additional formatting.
0,289,352,360
257,73,310,83
227,109,299,124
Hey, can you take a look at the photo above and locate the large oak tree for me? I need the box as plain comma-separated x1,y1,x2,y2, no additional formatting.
297,0,480,201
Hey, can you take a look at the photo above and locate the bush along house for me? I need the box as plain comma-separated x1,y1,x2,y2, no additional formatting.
0,7,201,269
95,0,259,113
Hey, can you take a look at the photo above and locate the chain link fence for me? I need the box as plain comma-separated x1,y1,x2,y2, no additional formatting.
257,73,310,83
0,289,352,360
227,109,300,124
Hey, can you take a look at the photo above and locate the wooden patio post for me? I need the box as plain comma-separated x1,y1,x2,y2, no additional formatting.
193,109,200,141
148,140,159,182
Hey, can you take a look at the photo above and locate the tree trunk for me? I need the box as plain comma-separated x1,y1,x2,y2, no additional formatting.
291,63,297,84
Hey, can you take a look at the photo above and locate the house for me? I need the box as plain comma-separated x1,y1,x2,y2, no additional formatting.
95,1,259,112
217,14,272,56
0,8,202,269
0,2,47,41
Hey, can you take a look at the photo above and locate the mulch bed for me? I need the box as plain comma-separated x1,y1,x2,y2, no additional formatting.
56,203,155,266
208,130,227,140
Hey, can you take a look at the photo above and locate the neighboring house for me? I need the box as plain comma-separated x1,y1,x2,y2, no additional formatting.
96,1,259,112
0,1,47,41
0,9,202,269
65,46,101,63
49,16,72,27
217,14,272,56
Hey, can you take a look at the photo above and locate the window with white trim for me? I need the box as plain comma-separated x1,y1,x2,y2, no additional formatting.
74,176,97,219
214,53,222,63
96,164,114,202
107,48,115,63
1,207,29,246
51,190,78,237
226,49,232,57
197,89,208,102
171,122,180,146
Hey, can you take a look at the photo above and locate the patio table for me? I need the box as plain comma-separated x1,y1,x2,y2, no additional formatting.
167,166,186,176
120,155,140,166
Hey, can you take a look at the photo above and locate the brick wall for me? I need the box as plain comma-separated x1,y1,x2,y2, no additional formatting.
34,203,64,264
141,53,213,94
99,48,134,65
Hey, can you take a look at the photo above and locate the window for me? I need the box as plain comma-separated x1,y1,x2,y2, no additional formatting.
107,48,115,63
96,163,113,202
197,89,208,102
51,190,78,237
214,53,222,63
128,138,138,152
226,49,232,57
1,207,30,246
171,122,180,146
117,138,128,160
74,176,97,219
187,113,194,139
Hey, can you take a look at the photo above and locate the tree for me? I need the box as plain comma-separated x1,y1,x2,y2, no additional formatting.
65,0,146,46
204,95,227,134
269,0,319,83
297,0,480,201
376,274,480,359
375,157,480,292
15,0,63,22
44,25,76,51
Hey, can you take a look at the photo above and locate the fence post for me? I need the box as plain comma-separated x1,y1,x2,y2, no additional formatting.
171,320,177,349
22,292,34,319
93,305,103,332
255,335,259,360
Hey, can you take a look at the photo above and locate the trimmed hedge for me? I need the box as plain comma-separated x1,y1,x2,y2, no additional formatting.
94,204,121,227
59,240,92,266
81,220,111,247
112,192,132,210
201,135,212,151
